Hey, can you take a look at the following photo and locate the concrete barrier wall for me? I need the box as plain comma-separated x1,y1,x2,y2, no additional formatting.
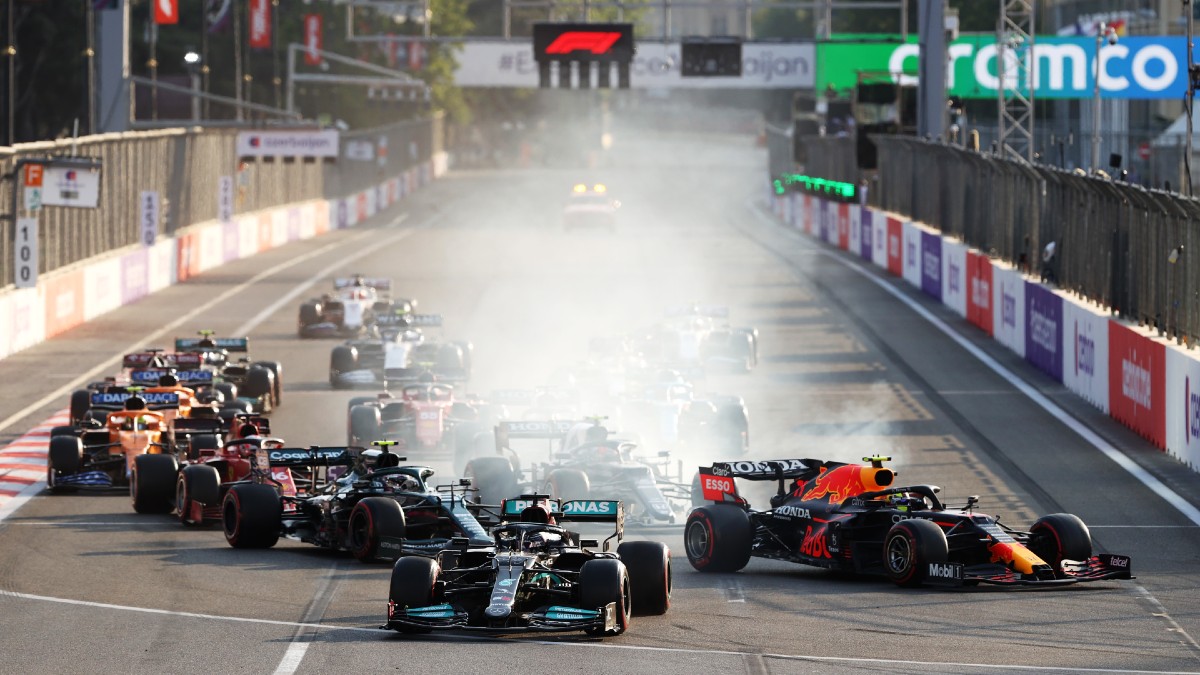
775,191,1200,471
0,154,448,364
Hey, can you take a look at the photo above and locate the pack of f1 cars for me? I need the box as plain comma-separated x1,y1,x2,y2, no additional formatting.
562,183,620,233
616,370,749,456
462,419,692,524
329,313,473,389
594,305,758,375
48,393,179,493
298,275,415,338
346,378,502,455
685,456,1133,588
386,494,669,636
221,443,494,562
173,332,283,413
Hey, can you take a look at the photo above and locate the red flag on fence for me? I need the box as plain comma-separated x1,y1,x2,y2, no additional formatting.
304,14,323,66
249,0,271,49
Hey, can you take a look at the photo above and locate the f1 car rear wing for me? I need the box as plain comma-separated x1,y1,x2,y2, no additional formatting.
500,495,624,549
376,312,442,328
494,420,575,451
130,369,214,386
255,446,357,470
172,417,223,435
708,458,826,481
175,337,249,352
89,391,180,411
334,277,391,292
384,366,468,384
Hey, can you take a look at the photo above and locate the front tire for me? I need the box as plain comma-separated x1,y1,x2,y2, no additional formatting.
883,519,949,587
222,483,282,548
685,505,752,573
579,558,631,636
1029,513,1092,577
348,497,407,562
131,454,179,514
47,436,82,493
388,556,440,633
617,541,671,616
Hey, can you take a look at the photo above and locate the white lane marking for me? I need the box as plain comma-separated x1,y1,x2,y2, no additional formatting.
2,588,1190,674
1132,583,1200,656
1089,525,1200,529
0,213,411,438
749,203,1200,528
272,644,309,675
0,588,379,634
1,521,183,527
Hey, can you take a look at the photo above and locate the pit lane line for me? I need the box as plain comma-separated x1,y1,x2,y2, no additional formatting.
745,201,1200,529
0,212,438,526
0,588,1193,675
272,562,344,675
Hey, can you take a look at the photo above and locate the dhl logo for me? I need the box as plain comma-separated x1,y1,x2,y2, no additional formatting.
798,464,893,504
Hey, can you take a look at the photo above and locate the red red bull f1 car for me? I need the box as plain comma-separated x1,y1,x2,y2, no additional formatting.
685,456,1132,587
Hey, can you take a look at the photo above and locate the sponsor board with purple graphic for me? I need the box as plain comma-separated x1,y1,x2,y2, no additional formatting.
83,258,122,321
1024,282,1064,382
902,221,922,287
859,208,873,260
941,239,967,317
1062,300,1110,412
919,231,942,301
871,208,887,268
818,201,830,242
992,265,1026,358
849,205,862,256
1166,344,1200,468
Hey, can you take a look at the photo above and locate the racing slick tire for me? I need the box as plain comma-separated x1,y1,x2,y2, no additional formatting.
330,346,359,388
544,469,590,501
347,396,377,414
298,302,322,337
131,454,180,514
349,405,381,447
388,556,440,633
348,497,407,563
883,519,949,587
617,541,672,616
685,505,752,573
1029,513,1092,577
253,361,284,406
49,425,77,439
222,483,282,548
579,559,631,636
47,436,83,493
241,367,275,411
177,464,221,526
69,389,92,423
464,456,519,505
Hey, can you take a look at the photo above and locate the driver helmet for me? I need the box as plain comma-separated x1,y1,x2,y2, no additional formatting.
198,336,216,349
157,373,179,387
124,395,147,411
522,530,562,553
352,275,366,287
520,505,556,525
238,422,260,438
383,474,420,493
584,425,609,443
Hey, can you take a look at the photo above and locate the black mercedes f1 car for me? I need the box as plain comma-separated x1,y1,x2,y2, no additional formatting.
685,456,1132,588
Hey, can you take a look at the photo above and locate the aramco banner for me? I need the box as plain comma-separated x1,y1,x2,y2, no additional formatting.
819,34,1200,99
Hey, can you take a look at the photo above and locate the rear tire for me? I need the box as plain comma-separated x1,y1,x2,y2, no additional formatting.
299,302,322,336
186,433,221,461
131,454,179,514
579,559,631,636
883,519,949,587
544,469,590,501
349,405,381,447
388,556,440,633
685,505,752,573
617,541,671,616
177,464,221,526
222,483,281,548
241,367,275,409
330,346,358,387
69,390,92,423
465,456,518,505
348,497,407,562
1029,513,1092,577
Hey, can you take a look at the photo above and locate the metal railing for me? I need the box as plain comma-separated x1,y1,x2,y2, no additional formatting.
786,133,1200,345
1,116,442,289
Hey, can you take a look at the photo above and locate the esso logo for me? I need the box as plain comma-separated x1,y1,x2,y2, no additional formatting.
703,477,733,492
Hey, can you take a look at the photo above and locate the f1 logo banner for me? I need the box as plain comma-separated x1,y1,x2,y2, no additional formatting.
534,23,634,61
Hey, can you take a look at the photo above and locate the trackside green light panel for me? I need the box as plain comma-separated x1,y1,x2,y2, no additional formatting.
774,174,856,201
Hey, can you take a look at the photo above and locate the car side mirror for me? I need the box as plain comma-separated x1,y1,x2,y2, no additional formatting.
580,539,600,549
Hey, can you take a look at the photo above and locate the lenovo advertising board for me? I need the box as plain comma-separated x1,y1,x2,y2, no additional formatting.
886,217,902,275
837,203,850,250
967,251,993,334
992,265,1026,358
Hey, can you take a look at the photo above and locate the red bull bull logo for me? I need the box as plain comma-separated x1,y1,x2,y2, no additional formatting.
800,465,867,503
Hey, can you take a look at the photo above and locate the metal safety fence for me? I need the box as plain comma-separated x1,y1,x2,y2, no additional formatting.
843,134,1200,345
1,116,441,290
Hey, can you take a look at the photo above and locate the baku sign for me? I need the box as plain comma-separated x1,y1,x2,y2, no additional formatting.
818,34,1200,99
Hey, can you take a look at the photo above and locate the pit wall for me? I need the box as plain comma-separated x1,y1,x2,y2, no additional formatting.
771,191,1200,471
0,155,447,363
